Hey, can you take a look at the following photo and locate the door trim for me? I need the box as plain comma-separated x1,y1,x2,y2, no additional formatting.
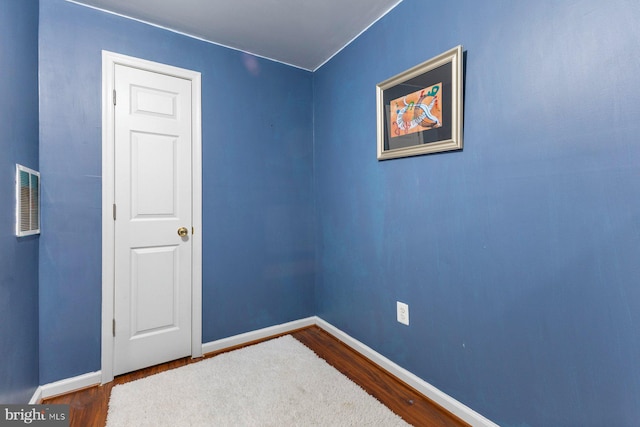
101,51,202,384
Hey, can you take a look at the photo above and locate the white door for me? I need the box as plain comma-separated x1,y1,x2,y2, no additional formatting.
113,64,193,376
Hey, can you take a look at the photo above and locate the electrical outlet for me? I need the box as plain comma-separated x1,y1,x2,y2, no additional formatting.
397,301,409,325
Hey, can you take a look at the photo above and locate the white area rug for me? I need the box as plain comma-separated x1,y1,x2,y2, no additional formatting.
106,335,409,426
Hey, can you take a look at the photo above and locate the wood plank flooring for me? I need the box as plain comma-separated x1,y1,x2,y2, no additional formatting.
291,327,469,427
43,326,468,427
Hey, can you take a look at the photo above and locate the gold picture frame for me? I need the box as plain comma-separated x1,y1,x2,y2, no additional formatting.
377,45,464,160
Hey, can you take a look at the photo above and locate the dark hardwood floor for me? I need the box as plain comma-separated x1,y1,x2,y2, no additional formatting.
43,326,468,427
291,327,469,427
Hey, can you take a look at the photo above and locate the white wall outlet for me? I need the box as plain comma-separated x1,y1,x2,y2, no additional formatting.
397,301,409,325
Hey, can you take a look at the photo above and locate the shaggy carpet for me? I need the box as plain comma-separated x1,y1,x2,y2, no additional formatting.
106,335,409,426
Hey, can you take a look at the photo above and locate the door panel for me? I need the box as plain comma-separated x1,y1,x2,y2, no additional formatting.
130,245,178,335
131,85,178,118
131,132,178,217
113,64,192,376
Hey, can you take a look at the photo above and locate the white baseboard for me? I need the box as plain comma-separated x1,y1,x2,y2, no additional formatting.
32,316,496,426
29,386,43,404
201,317,317,354
33,318,316,402
314,317,498,427
37,371,102,401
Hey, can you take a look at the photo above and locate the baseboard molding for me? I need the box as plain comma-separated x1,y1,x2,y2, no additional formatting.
29,386,43,404
314,317,498,427
201,317,317,355
37,371,102,401
34,316,496,426
34,318,316,403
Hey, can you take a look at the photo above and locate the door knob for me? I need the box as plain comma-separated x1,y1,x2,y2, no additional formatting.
177,227,189,237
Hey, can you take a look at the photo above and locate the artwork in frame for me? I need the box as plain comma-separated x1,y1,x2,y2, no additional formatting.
377,45,464,160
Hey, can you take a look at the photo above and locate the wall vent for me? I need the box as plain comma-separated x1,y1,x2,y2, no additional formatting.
16,164,40,237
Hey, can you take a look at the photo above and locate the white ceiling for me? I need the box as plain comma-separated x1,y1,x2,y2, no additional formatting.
69,0,403,71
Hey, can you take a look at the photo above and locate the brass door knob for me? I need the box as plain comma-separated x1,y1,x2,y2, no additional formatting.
177,227,189,237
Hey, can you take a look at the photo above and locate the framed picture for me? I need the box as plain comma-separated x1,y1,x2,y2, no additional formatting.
377,45,463,160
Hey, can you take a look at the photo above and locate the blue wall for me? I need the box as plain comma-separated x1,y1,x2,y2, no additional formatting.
0,0,40,404
38,0,314,384
14,0,640,423
314,0,640,426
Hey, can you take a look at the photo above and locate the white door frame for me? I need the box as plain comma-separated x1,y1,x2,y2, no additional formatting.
101,51,202,384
